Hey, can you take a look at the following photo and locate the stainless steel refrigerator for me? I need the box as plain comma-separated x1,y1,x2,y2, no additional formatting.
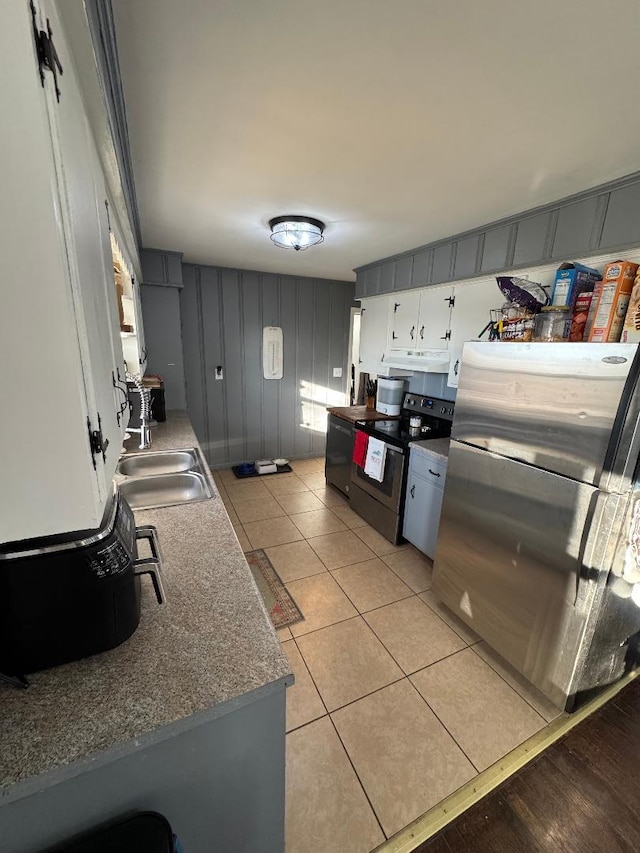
432,341,640,711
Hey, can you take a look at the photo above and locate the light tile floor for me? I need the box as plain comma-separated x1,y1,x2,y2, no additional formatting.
213,459,562,852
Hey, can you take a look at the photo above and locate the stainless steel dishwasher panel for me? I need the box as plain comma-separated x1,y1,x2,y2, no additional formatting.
325,415,354,496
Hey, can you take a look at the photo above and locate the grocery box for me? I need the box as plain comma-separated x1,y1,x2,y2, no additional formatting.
588,260,639,343
551,262,600,309
583,279,603,341
569,291,594,341
621,269,640,343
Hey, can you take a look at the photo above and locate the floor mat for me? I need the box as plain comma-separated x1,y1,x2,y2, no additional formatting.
245,549,304,629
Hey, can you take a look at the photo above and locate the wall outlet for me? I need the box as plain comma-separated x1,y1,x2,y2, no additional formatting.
333,367,343,378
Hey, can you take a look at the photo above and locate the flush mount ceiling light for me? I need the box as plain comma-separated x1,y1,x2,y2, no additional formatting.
269,216,325,251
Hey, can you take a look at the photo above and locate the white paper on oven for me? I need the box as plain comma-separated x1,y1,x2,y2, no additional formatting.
364,437,387,482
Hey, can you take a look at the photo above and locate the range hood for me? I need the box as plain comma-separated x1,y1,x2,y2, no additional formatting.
382,348,450,373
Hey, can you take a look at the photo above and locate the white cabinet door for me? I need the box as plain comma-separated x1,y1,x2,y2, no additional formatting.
447,278,499,387
39,0,123,487
403,471,445,559
0,0,110,542
359,296,390,374
418,285,454,349
389,291,421,348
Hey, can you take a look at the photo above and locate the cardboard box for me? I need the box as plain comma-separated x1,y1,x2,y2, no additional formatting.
621,270,640,343
589,260,639,343
583,279,603,341
569,291,594,341
551,262,600,309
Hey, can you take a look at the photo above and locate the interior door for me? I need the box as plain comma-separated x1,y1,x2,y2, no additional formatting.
433,440,598,705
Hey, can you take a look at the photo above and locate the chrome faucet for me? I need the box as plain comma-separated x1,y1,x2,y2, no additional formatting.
126,371,152,449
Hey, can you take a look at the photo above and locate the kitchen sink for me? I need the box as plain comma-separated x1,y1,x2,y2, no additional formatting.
117,449,198,478
116,447,213,510
119,471,212,510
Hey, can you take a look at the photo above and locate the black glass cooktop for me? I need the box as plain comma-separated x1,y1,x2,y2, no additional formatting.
355,416,449,449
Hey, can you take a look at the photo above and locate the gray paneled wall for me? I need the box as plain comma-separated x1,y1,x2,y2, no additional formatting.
355,170,640,298
181,264,355,468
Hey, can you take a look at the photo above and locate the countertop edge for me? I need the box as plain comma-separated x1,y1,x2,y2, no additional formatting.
1,673,293,806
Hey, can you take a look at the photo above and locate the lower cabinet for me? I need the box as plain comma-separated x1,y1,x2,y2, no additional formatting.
403,454,447,559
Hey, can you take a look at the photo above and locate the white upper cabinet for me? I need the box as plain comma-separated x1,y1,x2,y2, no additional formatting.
389,292,421,347
359,296,390,374
418,285,454,349
447,278,500,388
388,285,454,350
0,0,128,544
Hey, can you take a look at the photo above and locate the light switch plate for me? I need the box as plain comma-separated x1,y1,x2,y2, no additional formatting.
333,367,343,378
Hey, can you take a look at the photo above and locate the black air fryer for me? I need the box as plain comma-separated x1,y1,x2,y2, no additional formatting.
0,491,164,683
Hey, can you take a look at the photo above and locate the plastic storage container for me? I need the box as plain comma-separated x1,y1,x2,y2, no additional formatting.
533,306,572,342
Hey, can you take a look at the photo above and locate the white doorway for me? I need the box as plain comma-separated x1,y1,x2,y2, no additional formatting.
348,307,362,405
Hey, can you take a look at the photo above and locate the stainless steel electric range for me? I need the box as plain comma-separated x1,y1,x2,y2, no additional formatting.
349,392,455,544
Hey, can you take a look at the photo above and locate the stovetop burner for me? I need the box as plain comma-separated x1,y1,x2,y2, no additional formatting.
356,393,455,449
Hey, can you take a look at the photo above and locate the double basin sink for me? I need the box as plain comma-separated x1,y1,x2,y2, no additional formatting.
116,447,213,510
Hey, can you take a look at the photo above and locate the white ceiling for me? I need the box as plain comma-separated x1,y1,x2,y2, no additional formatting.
112,0,640,282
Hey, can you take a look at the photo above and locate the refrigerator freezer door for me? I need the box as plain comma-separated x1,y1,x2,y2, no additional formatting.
433,440,598,708
453,342,638,486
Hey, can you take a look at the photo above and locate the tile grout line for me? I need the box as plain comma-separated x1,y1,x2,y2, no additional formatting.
376,670,639,853
403,676,483,774
466,644,555,725
327,712,390,843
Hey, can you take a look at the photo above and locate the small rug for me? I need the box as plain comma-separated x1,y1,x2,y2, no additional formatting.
232,463,293,479
245,549,304,629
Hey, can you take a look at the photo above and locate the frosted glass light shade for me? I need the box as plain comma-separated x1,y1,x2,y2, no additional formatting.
269,216,325,251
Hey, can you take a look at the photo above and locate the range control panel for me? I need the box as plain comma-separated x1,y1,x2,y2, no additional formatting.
403,393,455,421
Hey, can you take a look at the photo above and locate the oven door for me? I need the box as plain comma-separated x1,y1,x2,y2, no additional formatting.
351,434,406,511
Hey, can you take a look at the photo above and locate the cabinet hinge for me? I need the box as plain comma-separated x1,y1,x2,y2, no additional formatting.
393,302,400,313
440,330,452,341
30,1,63,102
87,414,109,469
445,295,455,308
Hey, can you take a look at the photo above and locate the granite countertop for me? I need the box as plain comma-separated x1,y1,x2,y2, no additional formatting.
409,437,451,460
327,405,400,424
0,411,292,798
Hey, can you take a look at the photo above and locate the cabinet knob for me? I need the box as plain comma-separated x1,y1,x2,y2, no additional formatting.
428,468,441,477
410,484,416,498
419,325,424,339
454,359,459,376
410,325,415,340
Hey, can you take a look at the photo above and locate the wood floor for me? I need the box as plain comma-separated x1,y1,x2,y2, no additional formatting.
415,677,640,852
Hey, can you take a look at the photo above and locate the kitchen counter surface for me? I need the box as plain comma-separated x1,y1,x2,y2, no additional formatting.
327,405,400,424
409,437,451,459
0,411,292,798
